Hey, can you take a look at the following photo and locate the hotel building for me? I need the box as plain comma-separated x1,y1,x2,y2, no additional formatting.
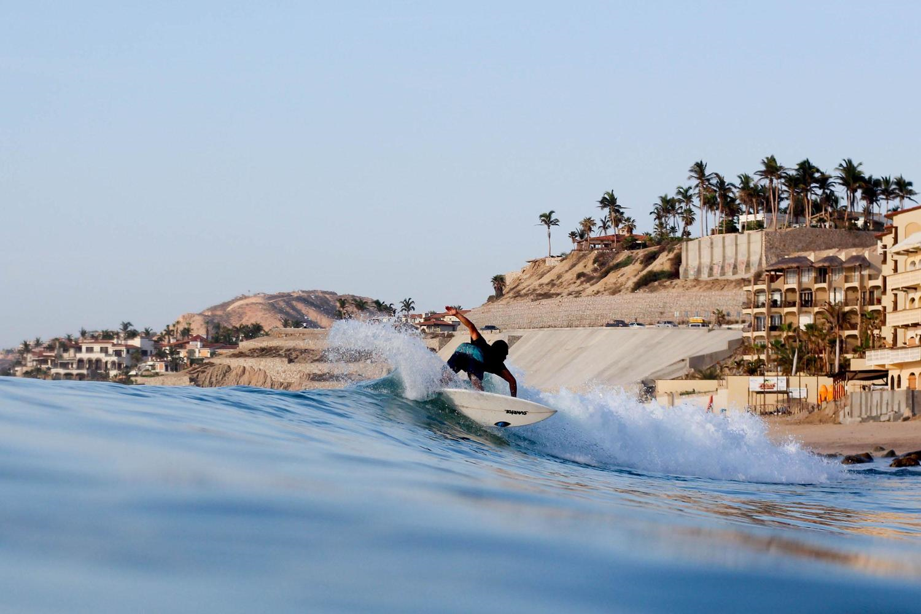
744,246,883,354
866,206,921,389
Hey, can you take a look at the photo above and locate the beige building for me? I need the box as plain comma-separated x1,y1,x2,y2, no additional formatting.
866,206,921,389
744,246,883,355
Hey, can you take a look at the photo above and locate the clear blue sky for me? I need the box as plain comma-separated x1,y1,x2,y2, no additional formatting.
2,1,920,347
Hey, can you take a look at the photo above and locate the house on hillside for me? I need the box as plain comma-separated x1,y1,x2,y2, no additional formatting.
417,319,458,333
574,233,648,252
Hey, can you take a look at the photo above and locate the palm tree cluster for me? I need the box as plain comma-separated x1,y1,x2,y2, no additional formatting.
562,192,639,248
560,158,915,246
750,306,884,376
335,297,396,320
210,322,266,344
666,158,916,238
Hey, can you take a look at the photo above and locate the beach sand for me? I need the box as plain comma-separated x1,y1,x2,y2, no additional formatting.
766,416,921,456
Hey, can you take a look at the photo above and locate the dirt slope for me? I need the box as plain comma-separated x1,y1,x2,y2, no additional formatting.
497,246,743,302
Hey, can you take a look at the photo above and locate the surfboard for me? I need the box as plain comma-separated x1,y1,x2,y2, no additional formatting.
439,388,556,428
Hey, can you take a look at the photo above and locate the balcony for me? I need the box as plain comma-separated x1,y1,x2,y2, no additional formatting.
887,308,921,328
888,269,921,291
866,346,921,366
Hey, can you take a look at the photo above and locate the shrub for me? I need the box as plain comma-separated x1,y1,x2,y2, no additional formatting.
632,269,677,291
598,255,634,278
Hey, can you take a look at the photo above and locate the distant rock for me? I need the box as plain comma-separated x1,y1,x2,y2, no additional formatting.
890,457,920,468
173,290,386,336
882,450,897,458
842,452,873,465
872,445,887,452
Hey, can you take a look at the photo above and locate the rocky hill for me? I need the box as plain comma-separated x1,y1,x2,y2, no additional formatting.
175,290,384,336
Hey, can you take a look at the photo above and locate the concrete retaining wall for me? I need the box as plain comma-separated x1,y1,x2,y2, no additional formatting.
681,228,878,280
439,328,743,392
466,291,744,330
842,390,920,423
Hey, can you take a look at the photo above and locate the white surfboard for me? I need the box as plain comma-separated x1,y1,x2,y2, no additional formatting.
439,388,557,428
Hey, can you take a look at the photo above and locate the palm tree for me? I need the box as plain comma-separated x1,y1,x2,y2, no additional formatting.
710,174,735,234
712,309,726,328
862,310,882,349
622,216,637,235
688,161,712,238
675,185,695,227
818,302,853,374
859,176,881,229
19,340,32,357
735,174,758,232
835,158,865,225
491,274,507,298
119,321,133,341
894,175,917,211
538,210,560,257
33,337,43,347
814,172,837,227
400,298,415,317
372,299,389,313
655,195,677,237
79,327,88,339
756,156,785,230
142,327,154,337
568,230,579,246
597,191,625,233
680,205,696,239
597,217,611,235
352,298,369,313
180,325,192,339
879,176,896,215
579,217,596,239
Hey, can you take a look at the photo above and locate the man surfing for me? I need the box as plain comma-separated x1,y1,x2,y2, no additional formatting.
444,306,517,397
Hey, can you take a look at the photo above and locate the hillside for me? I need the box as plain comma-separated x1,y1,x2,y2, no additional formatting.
496,245,743,302
175,290,382,336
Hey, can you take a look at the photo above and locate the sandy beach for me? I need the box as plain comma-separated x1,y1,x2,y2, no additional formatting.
766,416,921,456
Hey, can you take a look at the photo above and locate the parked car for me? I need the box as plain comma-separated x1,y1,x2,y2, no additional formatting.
605,320,628,328
655,321,677,328
481,325,500,331
628,322,646,328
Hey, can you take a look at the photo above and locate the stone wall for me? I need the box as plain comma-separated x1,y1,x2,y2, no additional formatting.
842,390,920,423
465,291,744,330
681,228,878,280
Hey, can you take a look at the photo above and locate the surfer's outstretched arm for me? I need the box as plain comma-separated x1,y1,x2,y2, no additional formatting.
498,368,517,397
445,306,479,341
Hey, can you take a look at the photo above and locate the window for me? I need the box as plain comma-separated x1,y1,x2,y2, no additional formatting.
755,292,766,308
754,315,765,331
831,288,844,303
785,269,797,284
831,267,843,281
771,290,782,307
85,347,94,353
800,290,813,307
800,268,813,283
770,314,782,328
816,268,828,284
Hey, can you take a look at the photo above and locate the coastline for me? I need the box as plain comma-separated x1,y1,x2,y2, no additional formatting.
766,416,921,456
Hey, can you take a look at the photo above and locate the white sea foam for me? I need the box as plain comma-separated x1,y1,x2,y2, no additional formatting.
515,387,842,483
328,320,841,483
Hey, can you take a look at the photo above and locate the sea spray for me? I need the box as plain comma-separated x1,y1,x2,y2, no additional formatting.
327,319,451,400
328,320,841,483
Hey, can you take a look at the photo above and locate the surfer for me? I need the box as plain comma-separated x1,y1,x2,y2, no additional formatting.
443,306,517,397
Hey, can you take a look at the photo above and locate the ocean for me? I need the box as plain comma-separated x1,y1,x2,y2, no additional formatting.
1,321,920,613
